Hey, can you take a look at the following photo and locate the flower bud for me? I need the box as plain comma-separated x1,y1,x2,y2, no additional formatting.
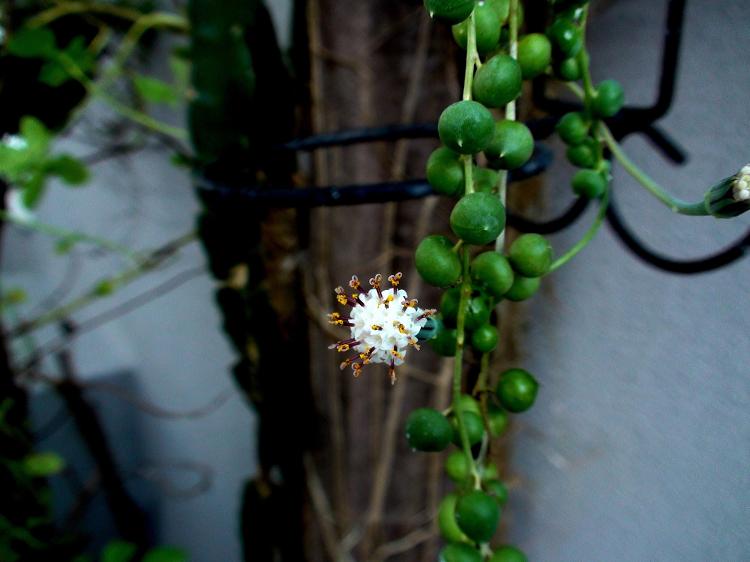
704,164,750,218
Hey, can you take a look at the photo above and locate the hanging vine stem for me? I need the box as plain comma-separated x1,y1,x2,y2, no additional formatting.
549,187,610,272
495,0,519,252
0,210,140,263
26,1,145,27
11,230,197,338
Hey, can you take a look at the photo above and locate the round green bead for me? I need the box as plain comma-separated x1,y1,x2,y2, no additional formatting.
415,235,461,287
439,543,482,562
485,120,534,170
592,79,625,118
424,0,475,23
450,192,506,245
484,479,509,506
458,393,482,416
517,33,552,79
405,408,454,451
488,405,509,436
556,112,589,145
430,321,458,356
566,140,597,168
471,251,514,298
438,494,472,544
547,17,582,57
572,169,607,198
489,546,528,562
445,450,472,483
472,54,522,108
440,287,462,326
465,295,492,331
427,147,464,195
439,100,495,154
455,491,501,543
452,1,502,55
496,368,538,413
471,324,499,352
474,165,499,194
451,411,485,446
556,56,581,81
503,274,540,302
508,233,552,278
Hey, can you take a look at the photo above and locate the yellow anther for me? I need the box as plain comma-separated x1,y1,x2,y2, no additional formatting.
337,344,350,352
349,275,361,289
337,294,348,305
388,272,403,287
371,324,383,331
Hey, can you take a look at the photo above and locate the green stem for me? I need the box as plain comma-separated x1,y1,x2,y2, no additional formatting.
463,155,474,195
0,210,139,262
549,188,609,272
462,11,478,100
576,7,595,100
57,53,188,141
495,0,519,252
453,249,481,488
600,125,708,215
26,2,146,27
12,231,197,336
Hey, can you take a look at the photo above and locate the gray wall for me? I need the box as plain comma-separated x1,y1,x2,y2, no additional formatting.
510,1,750,560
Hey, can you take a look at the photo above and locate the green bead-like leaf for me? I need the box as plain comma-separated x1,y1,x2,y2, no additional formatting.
102,541,137,562
134,75,181,106
46,155,90,185
142,547,188,562
23,452,65,477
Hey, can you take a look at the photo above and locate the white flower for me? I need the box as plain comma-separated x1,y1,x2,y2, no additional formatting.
2,134,28,151
328,273,435,384
733,165,750,202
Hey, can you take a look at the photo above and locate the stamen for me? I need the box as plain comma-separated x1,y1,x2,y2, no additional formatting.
359,347,376,364
371,324,383,331
349,275,362,290
402,298,418,311
417,309,437,320
369,274,383,298
328,338,359,352
388,272,403,287
389,360,397,385
335,286,359,307
408,337,421,351
352,363,363,378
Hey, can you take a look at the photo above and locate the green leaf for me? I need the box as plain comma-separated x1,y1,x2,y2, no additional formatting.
39,60,70,87
142,547,187,562
21,171,47,209
134,75,180,106
23,452,65,477
7,27,57,58
2,288,27,305
39,36,95,87
46,155,89,185
20,116,51,158
169,51,191,90
102,541,137,562
54,237,78,255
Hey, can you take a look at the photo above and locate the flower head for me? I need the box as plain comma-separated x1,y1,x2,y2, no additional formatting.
328,272,435,384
